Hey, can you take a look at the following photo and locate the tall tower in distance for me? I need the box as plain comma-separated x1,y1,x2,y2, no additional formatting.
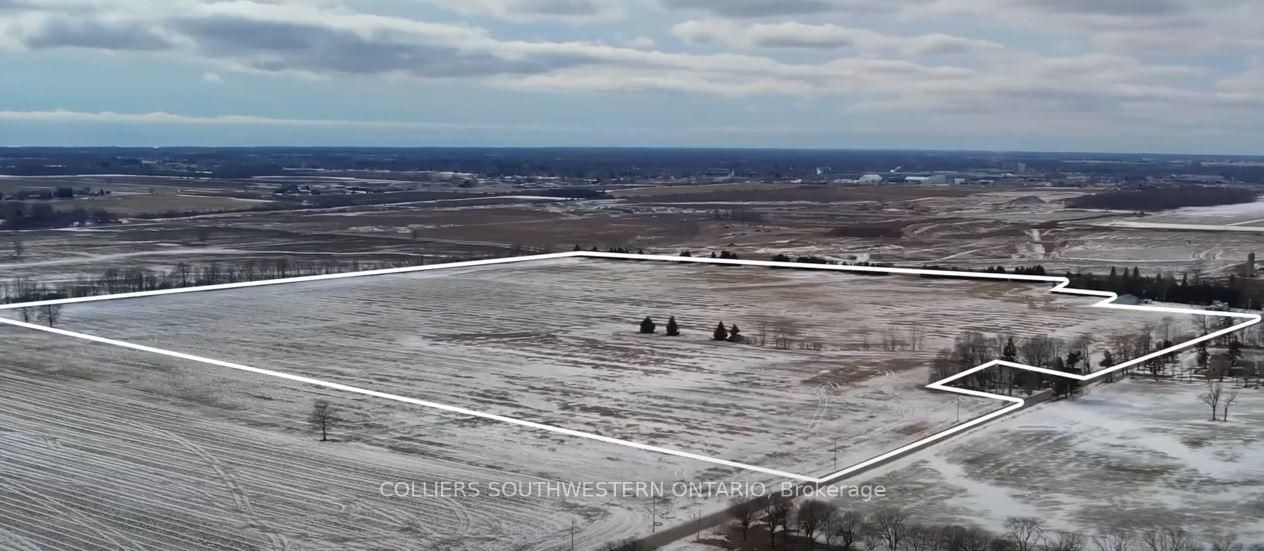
1249,252,1258,278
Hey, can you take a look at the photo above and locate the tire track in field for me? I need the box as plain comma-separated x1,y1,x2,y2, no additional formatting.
123,419,291,551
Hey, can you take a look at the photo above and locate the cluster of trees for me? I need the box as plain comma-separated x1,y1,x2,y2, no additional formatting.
919,265,1049,278
640,316,681,336
768,254,895,270
680,250,741,259
930,313,1259,400
711,209,766,223
1067,186,1258,212
855,260,1262,311
928,325,1199,397
0,187,104,200
720,501,1261,551
0,202,114,230
1199,381,1242,422
1068,268,1263,310
637,317,746,343
713,322,742,342
12,303,62,327
931,332,1099,397
575,245,645,254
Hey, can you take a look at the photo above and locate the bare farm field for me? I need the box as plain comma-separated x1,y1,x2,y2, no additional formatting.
0,256,1226,549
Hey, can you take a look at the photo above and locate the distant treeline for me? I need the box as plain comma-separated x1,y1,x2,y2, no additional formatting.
0,257,437,304
0,201,115,230
1069,267,1263,309
1067,185,1258,211
20,147,1264,182
915,261,1263,309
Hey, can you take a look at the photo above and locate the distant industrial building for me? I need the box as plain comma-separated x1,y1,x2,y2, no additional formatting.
696,168,736,184
904,174,965,185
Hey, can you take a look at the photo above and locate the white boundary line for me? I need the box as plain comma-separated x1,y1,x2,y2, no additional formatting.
0,251,1258,485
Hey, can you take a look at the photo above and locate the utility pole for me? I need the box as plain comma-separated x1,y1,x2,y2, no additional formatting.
956,395,960,423
832,437,838,471
651,497,656,534
570,519,575,550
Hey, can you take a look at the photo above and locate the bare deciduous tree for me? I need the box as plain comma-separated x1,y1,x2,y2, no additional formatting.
1006,517,1046,551
871,507,910,551
1019,336,1061,369
905,524,941,551
761,494,793,548
728,497,756,542
1051,531,1088,551
1200,381,1224,421
796,499,836,550
1139,528,1200,551
831,511,865,551
957,526,996,551
1221,390,1240,422
37,304,61,327
1208,535,1243,551
773,320,797,350
1093,528,1135,551
308,399,340,442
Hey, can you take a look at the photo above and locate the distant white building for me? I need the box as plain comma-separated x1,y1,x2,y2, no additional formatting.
858,173,885,184
698,168,736,183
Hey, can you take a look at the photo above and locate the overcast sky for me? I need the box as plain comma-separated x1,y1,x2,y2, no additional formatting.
1,0,1262,153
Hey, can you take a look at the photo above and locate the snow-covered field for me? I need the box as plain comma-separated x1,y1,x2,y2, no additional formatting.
843,379,1264,539
1,258,1207,549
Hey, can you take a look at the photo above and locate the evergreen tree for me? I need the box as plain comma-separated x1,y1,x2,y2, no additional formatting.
1001,337,1018,362
1228,339,1243,366
1100,350,1116,370
713,322,729,341
1065,350,1083,373
666,316,680,337
728,324,742,342
1099,349,1117,382
639,316,657,334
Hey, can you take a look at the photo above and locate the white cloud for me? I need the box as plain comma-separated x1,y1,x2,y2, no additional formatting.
201,71,223,83
624,35,655,49
911,0,1264,54
2,0,1262,145
660,0,1264,55
672,20,1006,57
418,0,625,22
0,108,583,132
657,0,911,18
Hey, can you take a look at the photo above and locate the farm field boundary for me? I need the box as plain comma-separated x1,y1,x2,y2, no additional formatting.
0,251,1258,484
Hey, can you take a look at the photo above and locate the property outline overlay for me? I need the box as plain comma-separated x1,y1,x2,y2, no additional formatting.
0,251,1258,484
